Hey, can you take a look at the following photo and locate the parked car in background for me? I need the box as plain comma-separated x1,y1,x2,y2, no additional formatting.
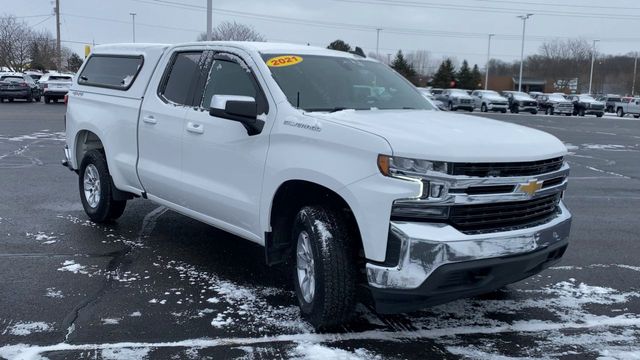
566,94,605,117
417,87,446,111
502,91,538,114
437,88,474,111
0,73,41,102
471,90,508,113
597,94,622,113
24,70,44,82
430,88,444,96
39,72,73,104
614,97,640,118
535,93,574,116
529,91,543,99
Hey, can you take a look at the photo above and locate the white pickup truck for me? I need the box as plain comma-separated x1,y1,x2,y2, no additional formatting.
614,97,640,118
63,42,572,328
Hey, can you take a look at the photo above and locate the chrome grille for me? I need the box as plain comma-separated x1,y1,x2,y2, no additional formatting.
450,157,564,177
449,194,561,235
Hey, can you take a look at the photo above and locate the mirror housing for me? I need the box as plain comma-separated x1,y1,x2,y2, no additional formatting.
209,95,264,136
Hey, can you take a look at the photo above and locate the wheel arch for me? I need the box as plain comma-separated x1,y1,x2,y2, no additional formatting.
265,179,364,267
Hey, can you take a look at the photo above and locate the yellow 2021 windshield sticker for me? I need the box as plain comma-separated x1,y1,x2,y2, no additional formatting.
267,55,303,67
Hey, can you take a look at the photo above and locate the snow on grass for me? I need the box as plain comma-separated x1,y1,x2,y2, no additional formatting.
4,322,53,336
57,260,88,274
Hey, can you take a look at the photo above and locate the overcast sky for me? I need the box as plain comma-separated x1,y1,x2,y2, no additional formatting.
6,0,640,70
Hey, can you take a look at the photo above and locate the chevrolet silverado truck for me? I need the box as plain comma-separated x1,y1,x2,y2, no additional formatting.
614,97,640,118
566,94,605,117
471,90,508,113
436,88,475,112
502,91,538,114
63,42,572,328
535,93,574,116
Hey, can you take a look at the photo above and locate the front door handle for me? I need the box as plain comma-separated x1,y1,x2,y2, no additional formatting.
142,115,157,124
186,122,204,134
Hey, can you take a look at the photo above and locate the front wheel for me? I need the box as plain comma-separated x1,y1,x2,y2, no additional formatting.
292,206,356,329
79,150,127,223
546,107,554,115
617,108,624,117
579,108,586,117
481,104,488,112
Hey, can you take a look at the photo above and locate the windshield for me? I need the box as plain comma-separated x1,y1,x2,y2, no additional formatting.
261,54,433,112
479,90,500,96
548,94,566,101
449,89,469,95
580,95,596,102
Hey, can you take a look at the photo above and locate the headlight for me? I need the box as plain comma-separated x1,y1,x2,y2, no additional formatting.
378,155,449,200
378,155,448,177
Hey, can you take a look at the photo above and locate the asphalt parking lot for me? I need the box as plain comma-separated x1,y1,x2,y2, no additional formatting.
0,102,639,359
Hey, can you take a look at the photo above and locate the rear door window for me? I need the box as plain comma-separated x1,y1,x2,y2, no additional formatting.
78,55,143,90
159,52,205,106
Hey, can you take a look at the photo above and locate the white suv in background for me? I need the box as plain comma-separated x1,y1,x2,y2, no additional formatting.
471,90,509,113
39,72,74,103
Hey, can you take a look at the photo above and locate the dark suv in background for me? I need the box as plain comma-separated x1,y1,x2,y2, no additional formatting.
0,73,41,103
566,94,605,117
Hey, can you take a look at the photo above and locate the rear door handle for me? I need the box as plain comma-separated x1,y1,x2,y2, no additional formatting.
186,122,204,134
142,115,157,124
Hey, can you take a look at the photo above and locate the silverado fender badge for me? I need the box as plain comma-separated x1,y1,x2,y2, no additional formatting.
518,180,543,196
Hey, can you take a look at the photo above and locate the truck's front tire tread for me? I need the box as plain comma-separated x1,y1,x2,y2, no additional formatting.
79,150,127,223
292,206,357,329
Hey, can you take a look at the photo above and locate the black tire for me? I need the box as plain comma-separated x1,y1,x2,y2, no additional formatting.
501,109,507,113
617,108,624,117
546,107,554,115
481,103,487,112
79,150,127,223
44,96,50,104
596,112,604,118
634,115,640,119
579,108,585,117
565,113,572,116
448,102,455,111
531,110,538,115
8,98,13,103
468,108,474,112
292,206,356,329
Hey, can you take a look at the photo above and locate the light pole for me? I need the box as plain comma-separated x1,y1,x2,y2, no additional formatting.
588,39,599,95
206,0,212,41
376,28,382,58
517,14,533,92
485,33,494,90
129,13,136,43
633,52,638,96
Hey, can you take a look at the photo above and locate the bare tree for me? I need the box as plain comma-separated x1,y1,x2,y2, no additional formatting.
0,15,33,72
405,50,434,76
197,21,266,42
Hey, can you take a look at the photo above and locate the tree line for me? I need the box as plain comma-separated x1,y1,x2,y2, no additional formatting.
0,15,83,73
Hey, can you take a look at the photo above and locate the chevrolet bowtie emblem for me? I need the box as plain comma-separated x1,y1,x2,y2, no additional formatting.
518,180,543,196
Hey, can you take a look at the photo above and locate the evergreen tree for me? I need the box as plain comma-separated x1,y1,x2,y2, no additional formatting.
457,60,474,89
327,40,352,52
67,53,84,73
391,50,418,84
471,64,483,90
431,58,456,88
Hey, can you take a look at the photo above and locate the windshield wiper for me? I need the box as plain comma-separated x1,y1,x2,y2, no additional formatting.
304,107,353,113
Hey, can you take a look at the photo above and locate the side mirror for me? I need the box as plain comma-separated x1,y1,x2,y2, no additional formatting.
209,95,264,136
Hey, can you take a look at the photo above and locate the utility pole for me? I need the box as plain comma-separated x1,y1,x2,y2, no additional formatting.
633,52,638,96
129,13,137,43
588,39,599,95
376,28,382,58
55,0,61,70
206,0,212,41
485,34,494,90
517,14,533,92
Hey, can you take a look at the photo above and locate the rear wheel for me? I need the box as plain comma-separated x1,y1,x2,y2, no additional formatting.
617,108,624,117
44,96,51,104
596,113,604,118
481,103,488,112
79,150,127,223
579,108,586,117
292,206,356,329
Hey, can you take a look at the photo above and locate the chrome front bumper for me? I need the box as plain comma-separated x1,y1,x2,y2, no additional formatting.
366,201,572,290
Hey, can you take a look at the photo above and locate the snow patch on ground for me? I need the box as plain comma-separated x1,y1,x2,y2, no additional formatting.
4,322,53,336
57,260,88,274
26,231,58,244
101,347,150,360
1,131,66,142
45,288,63,298
289,343,381,360
101,318,121,325
129,311,142,317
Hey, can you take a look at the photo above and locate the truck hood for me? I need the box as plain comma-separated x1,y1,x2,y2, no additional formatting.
483,95,508,102
307,110,567,162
